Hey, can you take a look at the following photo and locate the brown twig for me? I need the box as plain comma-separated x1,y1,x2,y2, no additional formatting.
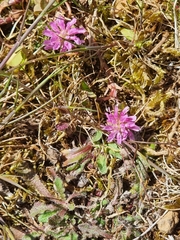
147,31,169,56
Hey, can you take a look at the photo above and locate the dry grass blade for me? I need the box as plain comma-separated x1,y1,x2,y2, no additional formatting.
0,174,32,194
0,0,180,239
173,0,180,49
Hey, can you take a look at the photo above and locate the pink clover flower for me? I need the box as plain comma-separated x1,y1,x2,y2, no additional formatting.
43,17,86,52
101,106,140,145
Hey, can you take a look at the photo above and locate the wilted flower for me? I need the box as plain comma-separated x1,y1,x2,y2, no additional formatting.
43,17,86,52
56,122,69,131
101,106,140,145
104,82,122,99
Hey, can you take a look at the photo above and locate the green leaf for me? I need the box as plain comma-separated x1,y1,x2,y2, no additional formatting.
149,143,156,150
62,144,92,167
121,28,135,41
81,81,96,98
108,143,122,159
66,162,80,171
6,46,27,68
96,154,107,175
102,199,109,206
81,81,91,91
130,183,140,194
62,232,78,240
22,232,41,240
47,231,78,240
38,210,57,223
30,202,56,218
92,130,103,142
53,177,66,199
62,150,85,167
68,203,75,211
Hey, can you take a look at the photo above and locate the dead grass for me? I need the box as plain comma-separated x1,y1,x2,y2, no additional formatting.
0,0,180,239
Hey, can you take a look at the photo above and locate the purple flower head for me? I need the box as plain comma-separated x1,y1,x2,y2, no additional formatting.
43,17,86,52
101,106,140,145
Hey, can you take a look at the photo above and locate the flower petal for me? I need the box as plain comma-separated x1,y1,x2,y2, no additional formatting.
56,18,66,30
66,18,77,30
68,27,86,35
